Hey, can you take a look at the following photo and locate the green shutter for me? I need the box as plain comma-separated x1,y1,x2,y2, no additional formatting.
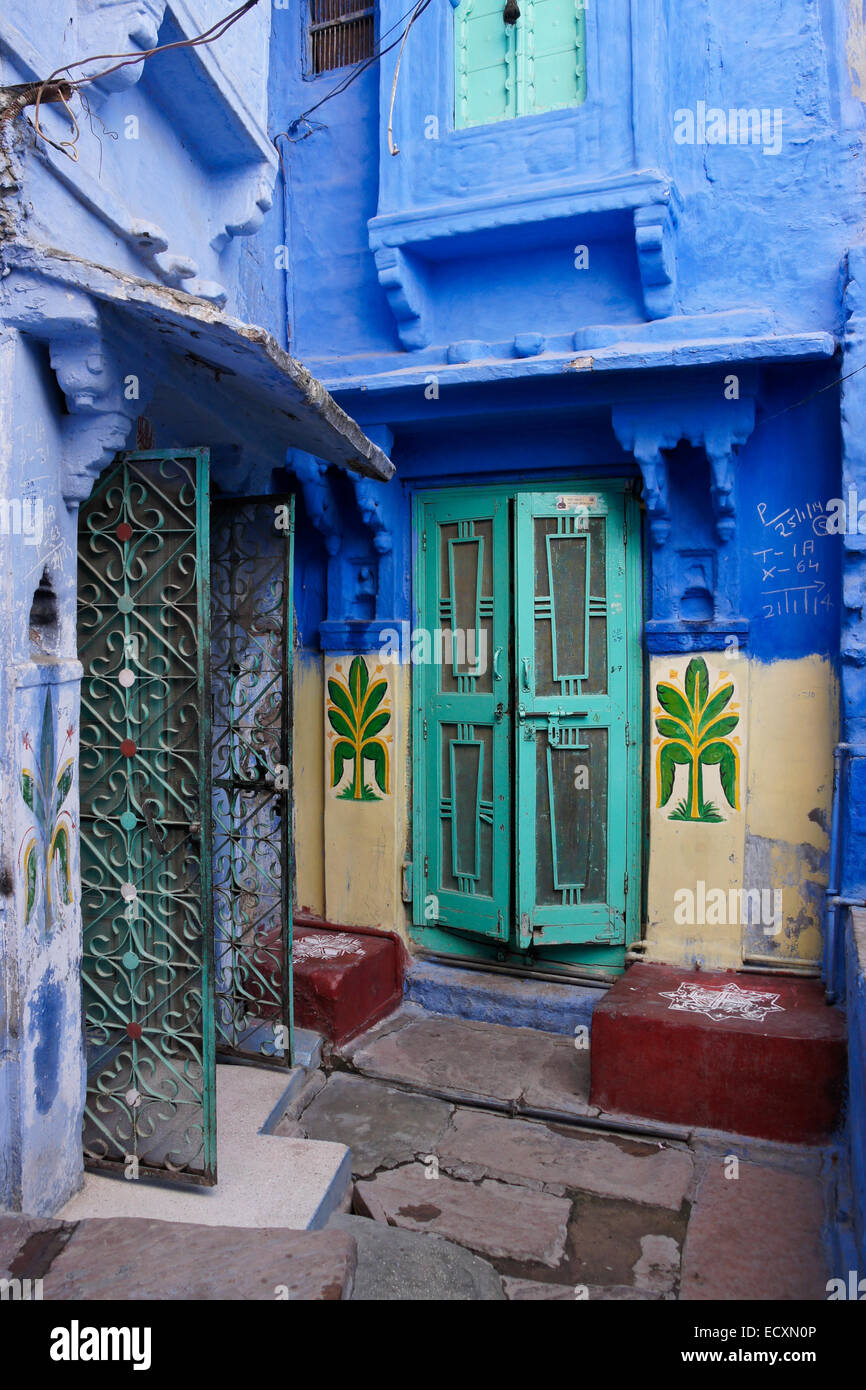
455,0,587,130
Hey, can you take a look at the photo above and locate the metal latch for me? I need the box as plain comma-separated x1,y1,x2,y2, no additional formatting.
142,799,167,856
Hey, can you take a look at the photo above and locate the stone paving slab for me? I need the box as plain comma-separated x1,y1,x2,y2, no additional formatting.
354,1163,571,1268
520,1037,597,1116
436,1108,693,1209
43,1217,357,1301
61,1064,351,1231
330,1213,505,1300
680,1157,827,1300
503,1276,664,1301
346,1012,594,1112
568,1194,686,1293
295,1072,453,1177
0,1214,67,1277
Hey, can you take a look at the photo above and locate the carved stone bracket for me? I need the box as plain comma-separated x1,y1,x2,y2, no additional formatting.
371,245,430,351
613,395,756,547
613,393,757,644
0,272,146,504
634,201,679,320
369,174,680,350
49,330,143,504
289,449,343,556
351,425,394,556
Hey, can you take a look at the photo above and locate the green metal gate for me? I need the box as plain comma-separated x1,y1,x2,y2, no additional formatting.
77,455,295,1185
78,449,216,1184
210,496,294,1067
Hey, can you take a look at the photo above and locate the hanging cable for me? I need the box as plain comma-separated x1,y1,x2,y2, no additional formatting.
30,0,261,162
274,0,434,149
387,0,427,155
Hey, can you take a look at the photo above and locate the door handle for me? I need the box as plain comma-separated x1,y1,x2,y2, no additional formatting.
518,706,589,721
521,657,531,690
142,799,167,856
493,647,503,682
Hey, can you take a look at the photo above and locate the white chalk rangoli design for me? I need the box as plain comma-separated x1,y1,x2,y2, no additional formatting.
293,932,365,962
659,981,786,1023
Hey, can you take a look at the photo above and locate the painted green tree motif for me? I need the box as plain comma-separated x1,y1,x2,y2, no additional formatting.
327,656,391,801
20,688,75,931
654,657,740,823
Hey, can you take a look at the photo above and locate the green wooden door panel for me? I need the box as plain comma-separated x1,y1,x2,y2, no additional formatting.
454,0,587,129
413,491,511,940
414,482,640,956
515,489,631,948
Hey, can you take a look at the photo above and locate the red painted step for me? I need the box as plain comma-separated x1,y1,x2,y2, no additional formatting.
292,921,405,1045
589,963,846,1143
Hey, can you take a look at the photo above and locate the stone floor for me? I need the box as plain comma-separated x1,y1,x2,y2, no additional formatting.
276,1004,832,1301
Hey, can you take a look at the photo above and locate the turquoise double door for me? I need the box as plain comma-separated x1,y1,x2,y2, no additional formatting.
412,483,641,965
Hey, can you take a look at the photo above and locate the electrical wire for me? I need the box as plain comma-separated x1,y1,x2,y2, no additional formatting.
274,0,434,150
387,0,428,155
32,0,261,162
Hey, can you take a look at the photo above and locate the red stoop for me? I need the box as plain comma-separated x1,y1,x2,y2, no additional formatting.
292,921,405,1046
589,963,846,1143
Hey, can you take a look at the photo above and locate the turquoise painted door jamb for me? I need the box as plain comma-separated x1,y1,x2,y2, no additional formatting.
454,0,588,129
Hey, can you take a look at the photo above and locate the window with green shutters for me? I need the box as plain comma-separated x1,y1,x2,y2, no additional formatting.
454,0,587,129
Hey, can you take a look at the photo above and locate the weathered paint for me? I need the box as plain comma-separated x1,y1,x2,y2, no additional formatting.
0,1,391,1210
322,658,409,930
293,650,326,917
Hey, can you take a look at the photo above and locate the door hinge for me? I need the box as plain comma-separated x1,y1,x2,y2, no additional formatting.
422,530,427,551
424,853,429,877
624,870,629,898
423,717,428,739
625,721,631,747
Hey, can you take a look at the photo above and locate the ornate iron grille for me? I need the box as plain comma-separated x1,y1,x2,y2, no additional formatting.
210,496,294,1067
77,450,216,1186
308,0,375,74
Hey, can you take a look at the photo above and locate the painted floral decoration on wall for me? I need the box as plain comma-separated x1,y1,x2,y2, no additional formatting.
654,657,740,823
20,688,75,931
327,656,391,801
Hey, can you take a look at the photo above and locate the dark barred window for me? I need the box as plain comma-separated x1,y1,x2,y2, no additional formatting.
308,0,376,75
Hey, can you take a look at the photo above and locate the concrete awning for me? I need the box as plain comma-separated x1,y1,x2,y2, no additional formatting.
1,245,394,482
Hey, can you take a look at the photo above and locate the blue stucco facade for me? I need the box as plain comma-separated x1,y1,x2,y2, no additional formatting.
0,0,863,1264
0,0,390,1212
257,0,866,1258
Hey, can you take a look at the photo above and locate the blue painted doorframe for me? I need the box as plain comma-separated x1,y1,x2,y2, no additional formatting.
411,479,642,976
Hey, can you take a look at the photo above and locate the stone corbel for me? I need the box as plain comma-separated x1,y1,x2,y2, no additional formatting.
613,397,756,549
289,449,342,556
704,407,755,542
77,1,167,95
706,446,737,542
1,273,147,504
611,413,674,547
351,425,394,556
370,244,430,350
634,200,679,320
211,171,277,256
49,328,145,505
633,442,671,547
